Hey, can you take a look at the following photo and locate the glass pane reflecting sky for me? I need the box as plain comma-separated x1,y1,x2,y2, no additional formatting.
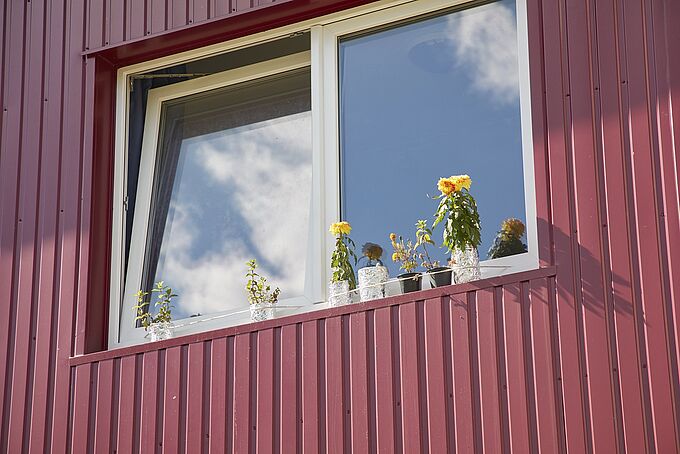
149,73,312,320
340,0,526,277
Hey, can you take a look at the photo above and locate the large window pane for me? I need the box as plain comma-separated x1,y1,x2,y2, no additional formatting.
339,0,526,277
144,69,312,320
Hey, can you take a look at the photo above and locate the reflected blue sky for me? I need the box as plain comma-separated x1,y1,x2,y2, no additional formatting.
153,113,312,319
340,0,527,277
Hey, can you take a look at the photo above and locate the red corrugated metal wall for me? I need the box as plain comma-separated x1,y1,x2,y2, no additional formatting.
0,0,678,452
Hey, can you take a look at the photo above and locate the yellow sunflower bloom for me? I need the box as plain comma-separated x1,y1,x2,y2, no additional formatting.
329,221,352,235
452,174,472,191
437,177,458,196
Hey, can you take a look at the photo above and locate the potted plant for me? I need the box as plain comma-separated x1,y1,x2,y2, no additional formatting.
328,221,357,306
390,233,422,293
245,259,280,322
134,281,176,341
357,242,389,301
432,174,482,283
415,219,452,287
488,218,527,259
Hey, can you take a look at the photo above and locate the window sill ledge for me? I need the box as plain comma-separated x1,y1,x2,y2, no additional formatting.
70,266,555,366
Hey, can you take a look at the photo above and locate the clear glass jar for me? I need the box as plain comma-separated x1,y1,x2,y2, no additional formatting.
451,245,481,284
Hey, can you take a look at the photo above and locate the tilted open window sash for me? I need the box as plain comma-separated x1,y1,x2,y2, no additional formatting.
117,53,322,345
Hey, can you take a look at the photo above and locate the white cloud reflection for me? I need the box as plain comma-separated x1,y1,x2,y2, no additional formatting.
153,113,312,318
446,2,520,104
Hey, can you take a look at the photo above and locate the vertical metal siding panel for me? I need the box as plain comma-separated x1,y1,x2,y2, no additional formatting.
116,355,137,453
109,0,124,44
49,0,87,450
540,0,590,450
149,0,167,36
565,0,620,451
372,307,396,453
27,0,66,450
194,0,209,23
209,338,227,453
0,1,25,450
349,312,370,453
140,351,160,453
398,302,424,452
126,0,146,40
494,286,512,454
642,6,680,445
653,1,680,448
423,297,448,453
325,316,344,453
70,365,92,453
102,0,111,46
500,283,532,453
163,346,182,454
186,342,206,452
622,0,679,450
93,359,114,452
256,329,274,454
301,320,320,453
226,336,235,452
528,279,562,452
595,0,651,451
475,288,503,453
0,0,5,152
448,293,475,452
236,0,252,13
6,0,45,450
87,0,105,50
213,0,231,17
170,0,188,29
233,333,252,453
280,324,299,452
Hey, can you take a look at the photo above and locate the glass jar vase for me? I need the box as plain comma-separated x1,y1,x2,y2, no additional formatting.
148,322,173,342
451,245,481,284
250,303,275,322
358,265,389,301
329,280,352,307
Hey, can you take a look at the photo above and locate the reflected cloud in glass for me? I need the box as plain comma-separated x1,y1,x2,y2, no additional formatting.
153,113,312,319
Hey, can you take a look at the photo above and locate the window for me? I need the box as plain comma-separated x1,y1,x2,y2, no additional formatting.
111,0,536,346
334,0,537,280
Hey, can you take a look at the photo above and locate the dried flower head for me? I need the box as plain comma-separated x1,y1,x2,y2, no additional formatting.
501,218,525,238
361,242,383,261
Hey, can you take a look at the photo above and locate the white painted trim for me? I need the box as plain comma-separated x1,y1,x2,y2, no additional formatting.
310,25,328,294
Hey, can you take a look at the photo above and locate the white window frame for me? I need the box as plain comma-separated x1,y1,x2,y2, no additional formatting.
110,0,537,348
119,52,318,346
